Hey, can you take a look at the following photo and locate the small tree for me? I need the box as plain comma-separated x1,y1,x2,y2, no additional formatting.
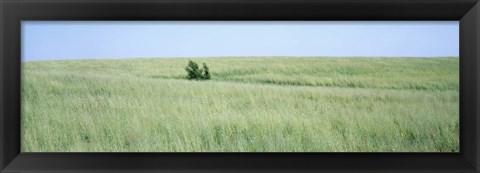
185,60,202,80
202,63,211,80
185,60,211,80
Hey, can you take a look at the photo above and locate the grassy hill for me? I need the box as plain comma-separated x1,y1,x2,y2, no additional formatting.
21,57,459,152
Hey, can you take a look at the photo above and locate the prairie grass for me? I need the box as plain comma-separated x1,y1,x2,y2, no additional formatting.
21,57,459,152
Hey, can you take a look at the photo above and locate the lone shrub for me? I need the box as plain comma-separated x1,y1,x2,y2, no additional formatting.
185,60,199,80
185,60,211,80
202,63,211,80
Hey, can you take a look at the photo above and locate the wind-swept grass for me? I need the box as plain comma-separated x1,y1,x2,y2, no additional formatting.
21,57,459,152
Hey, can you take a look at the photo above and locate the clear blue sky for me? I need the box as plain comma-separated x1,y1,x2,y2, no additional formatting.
22,21,459,61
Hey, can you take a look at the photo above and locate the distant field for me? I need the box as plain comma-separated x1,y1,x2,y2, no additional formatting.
21,57,459,152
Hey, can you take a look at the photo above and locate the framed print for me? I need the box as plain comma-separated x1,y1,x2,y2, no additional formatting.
1,0,479,172
20,20,461,153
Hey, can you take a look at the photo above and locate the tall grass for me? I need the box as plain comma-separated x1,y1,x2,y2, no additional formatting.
21,57,459,152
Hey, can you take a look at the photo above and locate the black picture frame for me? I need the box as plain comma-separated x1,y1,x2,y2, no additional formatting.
1,0,479,172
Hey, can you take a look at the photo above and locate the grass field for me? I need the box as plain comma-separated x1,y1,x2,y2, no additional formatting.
21,57,459,152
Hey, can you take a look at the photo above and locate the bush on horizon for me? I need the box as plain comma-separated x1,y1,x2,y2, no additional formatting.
185,60,211,80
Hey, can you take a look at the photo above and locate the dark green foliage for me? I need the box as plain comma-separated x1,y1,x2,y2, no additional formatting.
185,60,201,80
203,63,211,80
185,60,211,80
